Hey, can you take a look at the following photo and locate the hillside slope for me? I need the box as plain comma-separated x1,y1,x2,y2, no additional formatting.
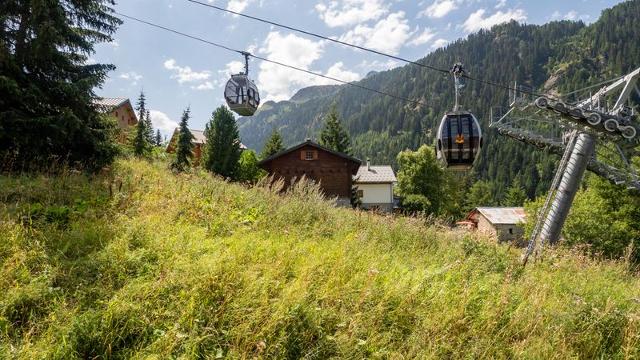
239,0,640,199
1,160,640,358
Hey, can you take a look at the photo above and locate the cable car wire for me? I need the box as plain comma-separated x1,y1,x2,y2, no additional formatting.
116,12,431,108
185,0,450,75
183,0,552,97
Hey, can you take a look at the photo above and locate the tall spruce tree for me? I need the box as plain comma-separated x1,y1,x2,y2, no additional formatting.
172,108,194,172
144,110,155,145
204,106,243,179
133,92,150,156
261,129,285,159
319,107,351,155
0,0,122,171
502,177,528,206
155,129,163,146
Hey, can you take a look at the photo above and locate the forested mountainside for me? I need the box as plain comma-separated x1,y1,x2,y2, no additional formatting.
238,0,640,199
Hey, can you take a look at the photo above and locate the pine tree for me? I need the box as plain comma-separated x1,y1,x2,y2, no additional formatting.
155,129,163,147
261,129,284,159
0,0,121,171
503,177,528,206
319,107,351,155
133,91,150,156
466,180,495,210
204,106,243,179
172,108,194,172
144,109,155,145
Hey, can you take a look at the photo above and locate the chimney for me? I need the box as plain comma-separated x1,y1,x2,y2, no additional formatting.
367,158,370,171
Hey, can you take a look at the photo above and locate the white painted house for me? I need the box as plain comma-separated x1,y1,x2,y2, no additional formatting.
354,161,397,212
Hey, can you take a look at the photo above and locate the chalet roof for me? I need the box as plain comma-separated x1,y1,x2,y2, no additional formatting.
471,207,526,225
258,140,361,166
354,165,397,183
93,97,130,111
170,128,247,149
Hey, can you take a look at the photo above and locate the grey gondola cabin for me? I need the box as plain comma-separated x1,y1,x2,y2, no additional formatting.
436,110,482,170
224,52,260,116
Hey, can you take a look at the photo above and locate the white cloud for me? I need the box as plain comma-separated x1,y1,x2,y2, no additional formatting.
338,12,414,55
323,62,361,83
420,0,458,18
149,110,179,135
315,0,388,27
192,81,215,91
163,59,211,84
227,0,251,12
408,28,436,46
119,71,142,81
462,8,527,33
255,32,362,101
358,59,399,72
431,38,449,49
256,32,326,101
551,10,586,21
495,0,507,9
119,71,142,86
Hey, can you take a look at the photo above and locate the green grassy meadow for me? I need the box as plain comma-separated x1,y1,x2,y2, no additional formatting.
1,159,639,359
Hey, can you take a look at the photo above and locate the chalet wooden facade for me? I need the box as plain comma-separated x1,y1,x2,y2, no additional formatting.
94,97,138,143
258,140,361,206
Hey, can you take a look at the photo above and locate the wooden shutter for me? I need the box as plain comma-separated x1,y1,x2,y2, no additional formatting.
313,150,318,160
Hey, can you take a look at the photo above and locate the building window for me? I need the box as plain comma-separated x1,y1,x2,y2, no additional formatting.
357,190,364,198
509,228,513,235
305,150,314,160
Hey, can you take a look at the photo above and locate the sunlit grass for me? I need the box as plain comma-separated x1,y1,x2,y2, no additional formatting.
1,158,639,358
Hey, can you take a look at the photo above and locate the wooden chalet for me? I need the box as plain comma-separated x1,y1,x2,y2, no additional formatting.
258,139,361,206
93,97,138,142
166,128,247,166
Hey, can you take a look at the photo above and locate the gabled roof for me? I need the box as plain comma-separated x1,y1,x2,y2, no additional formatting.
169,128,247,149
354,165,397,183
258,140,361,166
469,207,526,225
93,97,130,111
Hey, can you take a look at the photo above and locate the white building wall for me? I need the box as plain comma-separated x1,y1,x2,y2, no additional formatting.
357,183,393,204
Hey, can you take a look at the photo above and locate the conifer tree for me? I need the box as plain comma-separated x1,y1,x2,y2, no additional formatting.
261,129,285,159
155,129,163,147
204,106,242,179
319,107,351,155
0,0,122,171
503,177,528,206
144,110,155,145
172,108,194,172
133,91,151,156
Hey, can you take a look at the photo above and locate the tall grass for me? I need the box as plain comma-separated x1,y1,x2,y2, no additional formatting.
1,158,639,358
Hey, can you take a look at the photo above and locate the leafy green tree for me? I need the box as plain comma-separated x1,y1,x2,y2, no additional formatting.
237,150,265,183
204,106,242,179
319,107,351,155
261,129,285,159
502,177,528,206
171,108,194,172
133,91,151,157
396,145,448,214
0,0,121,171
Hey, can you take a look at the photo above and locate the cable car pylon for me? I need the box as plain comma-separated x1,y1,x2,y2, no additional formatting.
492,67,640,264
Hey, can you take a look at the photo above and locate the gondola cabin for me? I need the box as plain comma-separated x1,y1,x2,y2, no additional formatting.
436,110,482,170
224,74,260,116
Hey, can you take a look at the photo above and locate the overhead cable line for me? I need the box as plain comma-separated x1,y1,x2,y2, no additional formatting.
185,0,559,98
185,0,451,75
116,12,431,108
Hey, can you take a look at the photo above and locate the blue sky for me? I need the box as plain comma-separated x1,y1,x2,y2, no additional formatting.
93,0,624,138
